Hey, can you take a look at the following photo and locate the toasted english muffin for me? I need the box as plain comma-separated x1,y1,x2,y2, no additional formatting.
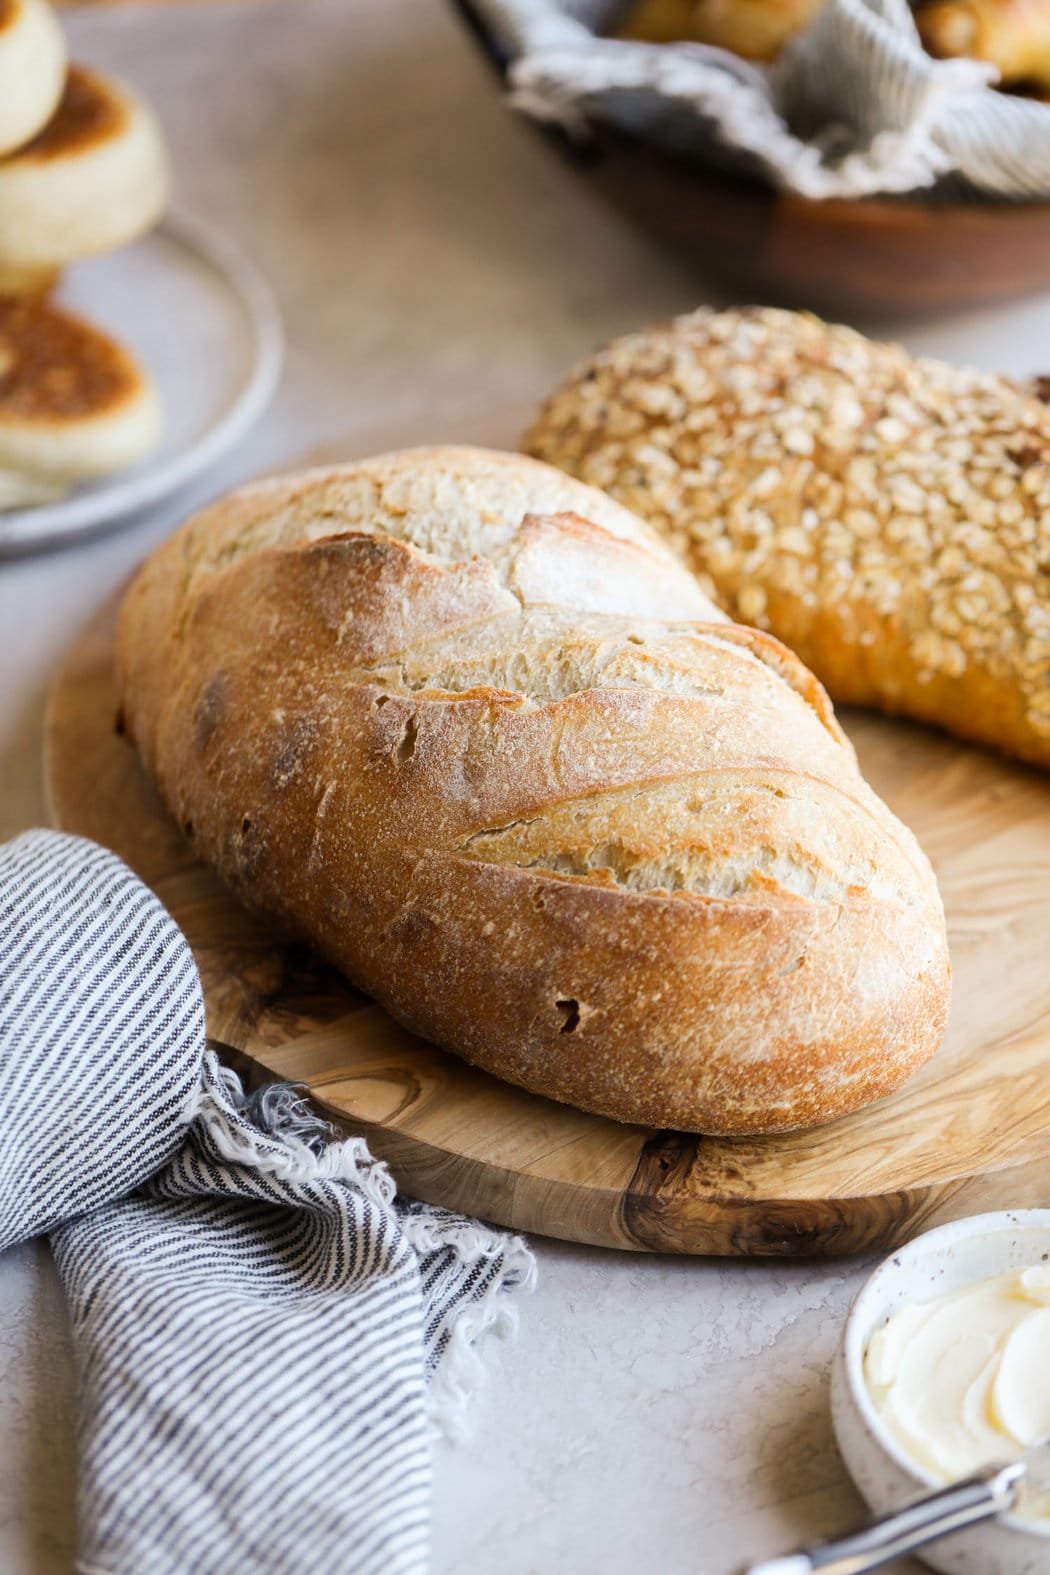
0,467,69,509
0,297,160,501
0,0,66,157
0,258,59,299
0,65,169,272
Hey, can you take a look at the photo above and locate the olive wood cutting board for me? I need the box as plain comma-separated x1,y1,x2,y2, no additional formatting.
45,598,1050,1257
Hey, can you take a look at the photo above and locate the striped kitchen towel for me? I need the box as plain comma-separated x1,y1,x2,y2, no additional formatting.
0,830,535,1575
472,0,1050,199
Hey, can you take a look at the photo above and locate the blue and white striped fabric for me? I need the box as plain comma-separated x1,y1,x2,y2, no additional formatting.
474,0,1050,199
0,830,535,1575
0,831,203,1250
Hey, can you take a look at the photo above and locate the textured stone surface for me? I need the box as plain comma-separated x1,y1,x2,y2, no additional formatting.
3,0,1050,1569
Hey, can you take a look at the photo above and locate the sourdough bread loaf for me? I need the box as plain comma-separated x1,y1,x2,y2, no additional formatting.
526,306,1050,770
117,446,950,1135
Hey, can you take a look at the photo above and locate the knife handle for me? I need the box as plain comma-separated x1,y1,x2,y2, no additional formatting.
742,1461,1025,1575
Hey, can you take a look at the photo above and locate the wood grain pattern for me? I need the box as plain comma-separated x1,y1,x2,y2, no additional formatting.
45,598,1050,1256
451,0,1050,318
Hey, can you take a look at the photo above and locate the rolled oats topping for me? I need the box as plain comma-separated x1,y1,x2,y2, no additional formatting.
527,306,1050,759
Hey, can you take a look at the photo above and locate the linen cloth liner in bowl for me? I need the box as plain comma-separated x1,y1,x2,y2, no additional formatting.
470,0,1050,199
0,829,534,1575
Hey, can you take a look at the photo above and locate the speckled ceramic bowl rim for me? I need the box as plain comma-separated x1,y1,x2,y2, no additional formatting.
841,1209,1050,1539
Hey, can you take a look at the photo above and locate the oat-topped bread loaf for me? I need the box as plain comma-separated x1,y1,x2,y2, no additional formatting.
117,446,949,1135
527,306,1050,769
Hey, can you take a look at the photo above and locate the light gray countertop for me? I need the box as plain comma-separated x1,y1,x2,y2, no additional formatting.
3,2,1050,1569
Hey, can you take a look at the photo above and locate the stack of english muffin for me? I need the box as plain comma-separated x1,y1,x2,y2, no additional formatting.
0,0,169,509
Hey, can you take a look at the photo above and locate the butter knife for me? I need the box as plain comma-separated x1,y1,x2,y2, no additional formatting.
743,1445,1050,1575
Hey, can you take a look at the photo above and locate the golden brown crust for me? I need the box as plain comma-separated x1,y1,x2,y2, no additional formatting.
917,1,1050,90
9,66,126,165
117,446,950,1136
0,297,143,424
526,306,1050,772
615,0,822,57
0,261,59,300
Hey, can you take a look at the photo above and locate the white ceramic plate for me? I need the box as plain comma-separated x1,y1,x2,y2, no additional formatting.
0,208,283,555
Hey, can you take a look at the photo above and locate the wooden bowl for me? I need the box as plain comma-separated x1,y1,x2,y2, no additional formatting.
452,0,1050,317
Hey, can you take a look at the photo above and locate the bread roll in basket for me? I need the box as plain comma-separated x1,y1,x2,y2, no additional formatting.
116,447,950,1135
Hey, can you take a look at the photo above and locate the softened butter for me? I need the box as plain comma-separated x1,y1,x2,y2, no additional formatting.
865,1265,1050,1497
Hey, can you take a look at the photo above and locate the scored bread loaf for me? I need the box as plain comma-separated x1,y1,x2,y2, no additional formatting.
117,446,950,1136
526,306,1050,770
